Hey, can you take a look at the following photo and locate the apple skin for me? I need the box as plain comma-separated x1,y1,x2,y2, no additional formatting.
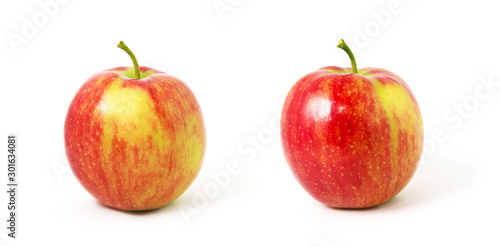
64,66,205,211
281,66,423,208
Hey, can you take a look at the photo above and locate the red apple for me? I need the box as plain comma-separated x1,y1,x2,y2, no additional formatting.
64,41,206,211
281,39,423,208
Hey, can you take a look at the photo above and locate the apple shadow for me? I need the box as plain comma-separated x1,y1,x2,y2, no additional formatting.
95,196,187,216
328,155,475,211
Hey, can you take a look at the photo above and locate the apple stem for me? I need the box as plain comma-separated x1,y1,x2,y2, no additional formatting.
117,41,141,79
336,39,358,74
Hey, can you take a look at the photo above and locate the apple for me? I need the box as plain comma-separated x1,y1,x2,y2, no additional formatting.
280,39,423,208
64,41,206,211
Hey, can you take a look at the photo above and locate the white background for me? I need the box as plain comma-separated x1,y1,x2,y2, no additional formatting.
1,0,499,245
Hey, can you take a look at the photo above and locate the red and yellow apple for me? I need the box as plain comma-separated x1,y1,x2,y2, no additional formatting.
64,41,205,211
281,39,423,208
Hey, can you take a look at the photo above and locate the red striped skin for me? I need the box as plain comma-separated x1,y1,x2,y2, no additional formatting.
64,66,205,211
281,66,423,208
